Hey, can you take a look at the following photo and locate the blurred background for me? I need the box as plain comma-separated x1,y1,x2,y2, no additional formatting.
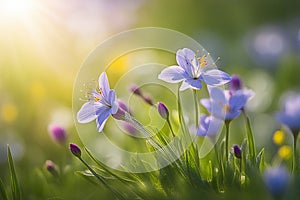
0,0,300,198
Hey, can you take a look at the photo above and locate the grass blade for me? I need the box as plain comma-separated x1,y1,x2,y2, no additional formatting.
243,111,256,165
0,178,8,200
7,145,21,200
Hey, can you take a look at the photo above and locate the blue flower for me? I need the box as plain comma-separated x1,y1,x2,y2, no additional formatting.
201,87,254,121
263,166,290,196
77,72,118,132
276,93,300,133
197,115,222,139
158,48,231,91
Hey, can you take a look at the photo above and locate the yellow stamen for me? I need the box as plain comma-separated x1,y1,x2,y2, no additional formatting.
222,104,230,112
198,55,208,68
273,130,285,145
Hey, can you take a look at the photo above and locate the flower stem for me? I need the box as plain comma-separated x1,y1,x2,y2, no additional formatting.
292,132,298,174
225,120,231,161
167,118,175,137
193,90,199,128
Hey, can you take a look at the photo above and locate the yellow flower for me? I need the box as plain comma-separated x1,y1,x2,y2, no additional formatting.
278,145,292,160
273,130,285,145
1,102,18,123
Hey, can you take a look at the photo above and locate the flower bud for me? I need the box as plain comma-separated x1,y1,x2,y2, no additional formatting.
158,102,169,120
229,75,242,92
48,124,67,145
112,107,126,121
232,144,242,159
130,85,142,96
143,96,154,106
69,143,81,158
123,122,137,135
45,160,59,177
117,100,130,114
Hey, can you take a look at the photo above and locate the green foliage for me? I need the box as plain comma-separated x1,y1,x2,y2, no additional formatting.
7,145,21,200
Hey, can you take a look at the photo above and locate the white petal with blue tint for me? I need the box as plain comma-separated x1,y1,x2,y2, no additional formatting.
202,69,231,86
98,72,110,98
158,66,186,83
77,102,97,123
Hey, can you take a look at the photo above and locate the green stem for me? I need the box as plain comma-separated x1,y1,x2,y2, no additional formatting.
225,120,231,162
239,157,242,186
167,118,175,137
293,132,298,174
193,90,199,128
79,157,126,200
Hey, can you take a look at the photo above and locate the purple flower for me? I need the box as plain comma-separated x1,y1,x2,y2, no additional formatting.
157,102,169,120
158,48,231,91
123,122,137,135
276,93,300,134
197,115,222,139
232,145,242,159
201,87,254,121
130,84,142,96
229,75,243,92
48,124,67,145
263,166,290,196
69,143,81,158
77,72,118,132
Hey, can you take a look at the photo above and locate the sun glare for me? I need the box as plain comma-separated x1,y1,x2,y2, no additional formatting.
0,0,35,21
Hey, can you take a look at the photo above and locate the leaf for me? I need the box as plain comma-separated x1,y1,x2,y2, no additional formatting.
243,112,256,165
256,148,265,173
7,145,21,200
75,171,98,186
84,148,135,184
0,178,8,200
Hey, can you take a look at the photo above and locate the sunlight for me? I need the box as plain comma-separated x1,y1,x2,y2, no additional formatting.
0,0,35,20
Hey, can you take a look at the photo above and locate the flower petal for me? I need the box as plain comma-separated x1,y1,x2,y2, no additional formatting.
179,78,202,91
98,72,110,98
77,102,97,123
229,89,253,111
197,115,210,136
206,117,222,138
96,108,111,132
210,87,226,104
202,69,231,86
158,66,186,83
108,89,117,110
176,48,195,77
200,99,212,113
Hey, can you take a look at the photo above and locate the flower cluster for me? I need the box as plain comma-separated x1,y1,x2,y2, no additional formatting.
72,47,300,199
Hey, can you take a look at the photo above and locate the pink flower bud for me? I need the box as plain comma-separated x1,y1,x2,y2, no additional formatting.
48,124,67,145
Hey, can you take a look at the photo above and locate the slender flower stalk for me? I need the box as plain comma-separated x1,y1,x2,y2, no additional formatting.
225,120,231,161
193,90,199,128
292,131,299,173
158,102,175,137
